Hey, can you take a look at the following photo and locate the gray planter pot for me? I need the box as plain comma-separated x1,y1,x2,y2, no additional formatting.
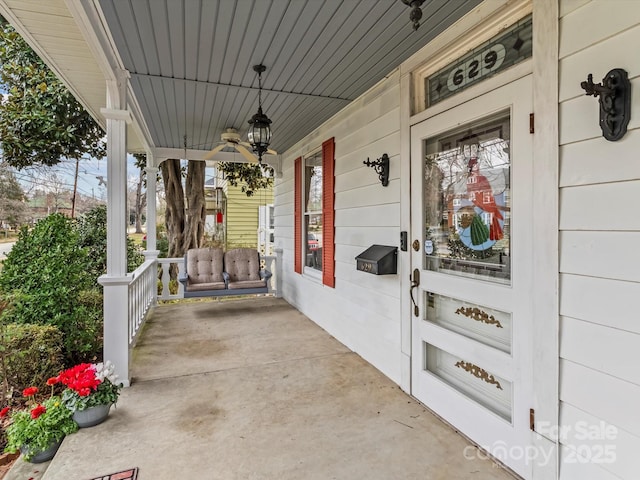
21,437,64,463
72,403,111,428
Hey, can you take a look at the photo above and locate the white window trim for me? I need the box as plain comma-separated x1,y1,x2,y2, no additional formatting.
301,147,323,278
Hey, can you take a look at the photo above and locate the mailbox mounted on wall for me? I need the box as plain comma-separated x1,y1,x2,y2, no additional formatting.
355,245,398,275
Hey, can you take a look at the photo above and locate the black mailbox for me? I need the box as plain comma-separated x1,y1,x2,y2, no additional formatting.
355,245,398,275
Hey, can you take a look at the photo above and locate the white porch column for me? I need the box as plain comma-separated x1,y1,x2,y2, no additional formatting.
98,276,132,387
143,160,159,260
98,71,133,387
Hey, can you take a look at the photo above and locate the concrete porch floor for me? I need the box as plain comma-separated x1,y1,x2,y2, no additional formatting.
20,297,515,479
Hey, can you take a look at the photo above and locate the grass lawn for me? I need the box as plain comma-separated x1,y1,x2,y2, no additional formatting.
129,232,145,246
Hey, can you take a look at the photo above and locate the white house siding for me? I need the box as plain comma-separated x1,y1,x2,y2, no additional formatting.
274,71,403,384
558,2,640,479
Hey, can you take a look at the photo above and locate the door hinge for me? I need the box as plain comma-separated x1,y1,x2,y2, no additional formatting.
529,113,535,134
529,408,535,431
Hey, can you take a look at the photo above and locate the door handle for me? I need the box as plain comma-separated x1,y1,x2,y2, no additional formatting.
410,268,420,317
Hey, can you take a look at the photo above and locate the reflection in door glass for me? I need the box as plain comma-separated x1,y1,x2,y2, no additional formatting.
423,111,511,284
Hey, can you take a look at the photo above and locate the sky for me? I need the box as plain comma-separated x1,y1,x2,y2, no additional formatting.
11,154,142,201
0,92,142,199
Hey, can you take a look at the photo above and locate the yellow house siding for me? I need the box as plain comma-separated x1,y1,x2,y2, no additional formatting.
222,180,273,249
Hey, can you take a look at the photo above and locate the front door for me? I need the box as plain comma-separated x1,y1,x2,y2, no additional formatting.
410,75,533,478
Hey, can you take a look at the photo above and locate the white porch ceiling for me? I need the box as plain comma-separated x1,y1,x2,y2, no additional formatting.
1,0,482,157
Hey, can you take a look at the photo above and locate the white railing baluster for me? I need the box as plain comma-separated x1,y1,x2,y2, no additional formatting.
128,259,157,346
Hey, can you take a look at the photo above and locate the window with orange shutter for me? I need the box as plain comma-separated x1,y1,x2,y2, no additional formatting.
293,138,335,288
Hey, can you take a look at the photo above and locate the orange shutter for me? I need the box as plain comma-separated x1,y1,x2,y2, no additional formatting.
322,138,335,288
294,157,302,274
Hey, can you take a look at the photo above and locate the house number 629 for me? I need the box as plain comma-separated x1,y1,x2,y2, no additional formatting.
447,44,506,92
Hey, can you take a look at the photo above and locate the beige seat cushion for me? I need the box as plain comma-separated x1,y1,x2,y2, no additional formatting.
188,281,226,291
228,279,266,290
224,248,265,287
186,248,224,286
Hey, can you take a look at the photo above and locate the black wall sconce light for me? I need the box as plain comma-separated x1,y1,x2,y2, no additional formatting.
363,153,389,187
580,68,631,141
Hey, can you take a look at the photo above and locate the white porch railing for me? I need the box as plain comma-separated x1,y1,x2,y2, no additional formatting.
107,249,282,386
128,259,157,345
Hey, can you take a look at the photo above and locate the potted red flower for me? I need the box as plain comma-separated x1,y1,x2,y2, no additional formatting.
3,386,78,463
59,361,122,428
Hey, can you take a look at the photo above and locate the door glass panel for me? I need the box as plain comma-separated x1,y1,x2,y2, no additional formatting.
425,343,512,421
425,292,512,353
423,111,511,284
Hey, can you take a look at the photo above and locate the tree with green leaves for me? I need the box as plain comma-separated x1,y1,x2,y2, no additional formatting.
1,17,272,257
0,18,105,169
0,161,27,228
218,162,273,197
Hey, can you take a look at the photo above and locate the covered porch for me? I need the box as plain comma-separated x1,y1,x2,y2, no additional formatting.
12,297,513,479
0,0,486,388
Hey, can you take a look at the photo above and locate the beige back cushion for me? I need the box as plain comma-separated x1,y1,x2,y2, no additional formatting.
187,248,224,284
224,248,261,282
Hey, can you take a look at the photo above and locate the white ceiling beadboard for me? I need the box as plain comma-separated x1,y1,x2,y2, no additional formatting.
0,0,105,121
0,0,480,155
98,0,480,154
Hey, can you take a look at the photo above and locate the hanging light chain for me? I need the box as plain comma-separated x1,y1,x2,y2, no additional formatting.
257,68,263,110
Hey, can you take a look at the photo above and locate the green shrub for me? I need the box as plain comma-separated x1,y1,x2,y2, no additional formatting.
62,289,103,364
0,323,64,397
0,206,144,365
145,224,168,258
156,237,169,258
0,214,92,330
77,205,144,275
0,214,102,364
0,208,144,365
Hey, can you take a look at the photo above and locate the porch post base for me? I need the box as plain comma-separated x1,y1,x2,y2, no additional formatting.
98,274,133,387
143,250,160,261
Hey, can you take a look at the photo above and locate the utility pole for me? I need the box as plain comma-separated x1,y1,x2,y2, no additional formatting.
71,157,80,218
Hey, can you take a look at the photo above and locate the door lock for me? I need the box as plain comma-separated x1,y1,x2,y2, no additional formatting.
412,239,420,252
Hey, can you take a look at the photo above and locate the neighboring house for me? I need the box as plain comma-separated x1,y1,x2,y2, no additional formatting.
203,177,225,245
204,175,274,253
2,1,638,479
28,192,72,220
221,178,274,253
